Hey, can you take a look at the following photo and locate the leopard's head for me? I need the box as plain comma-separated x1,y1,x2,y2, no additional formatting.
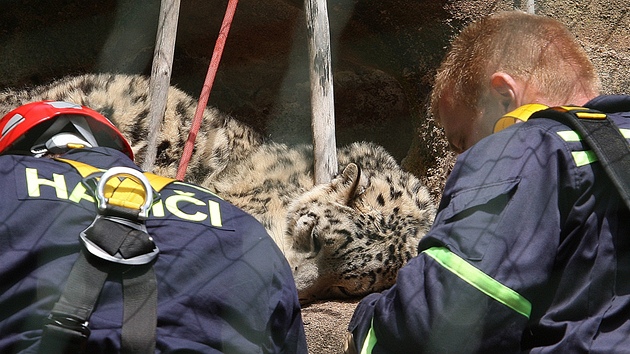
285,156,435,304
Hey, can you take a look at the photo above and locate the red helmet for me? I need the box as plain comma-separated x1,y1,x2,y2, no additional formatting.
0,101,133,159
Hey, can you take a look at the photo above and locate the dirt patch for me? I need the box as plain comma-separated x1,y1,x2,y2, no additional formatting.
302,300,359,354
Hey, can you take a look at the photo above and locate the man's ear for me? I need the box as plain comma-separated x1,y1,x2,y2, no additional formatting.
490,72,519,113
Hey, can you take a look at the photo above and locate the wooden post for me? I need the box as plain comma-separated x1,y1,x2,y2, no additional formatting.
142,0,181,172
526,0,535,13
305,0,338,184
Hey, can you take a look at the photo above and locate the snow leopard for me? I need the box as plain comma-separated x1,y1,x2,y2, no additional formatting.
0,73,436,304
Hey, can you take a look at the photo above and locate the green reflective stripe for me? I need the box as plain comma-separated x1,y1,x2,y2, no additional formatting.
423,247,531,318
557,130,594,166
360,319,377,354
557,130,580,142
557,130,629,167
558,128,630,141
358,248,532,353
572,150,598,167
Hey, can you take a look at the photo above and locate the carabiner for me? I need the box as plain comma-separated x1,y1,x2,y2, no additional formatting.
95,167,154,220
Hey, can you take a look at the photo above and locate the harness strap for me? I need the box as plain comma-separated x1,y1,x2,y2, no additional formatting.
56,157,175,192
42,235,158,354
121,263,158,353
38,158,175,353
530,106,630,211
40,251,108,353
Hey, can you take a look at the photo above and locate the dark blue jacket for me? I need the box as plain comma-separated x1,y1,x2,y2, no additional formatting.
348,95,630,353
0,147,307,353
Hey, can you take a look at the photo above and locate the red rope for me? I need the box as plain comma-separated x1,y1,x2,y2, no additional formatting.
176,0,239,180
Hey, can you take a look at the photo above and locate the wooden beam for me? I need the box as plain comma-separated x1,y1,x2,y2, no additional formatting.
142,0,181,172
305,0,338,184
526,0,535,13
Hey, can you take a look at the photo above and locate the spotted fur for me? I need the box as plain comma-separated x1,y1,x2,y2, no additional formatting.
0,74,436,303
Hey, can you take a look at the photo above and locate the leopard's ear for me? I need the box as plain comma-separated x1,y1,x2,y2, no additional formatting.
334,163,369,205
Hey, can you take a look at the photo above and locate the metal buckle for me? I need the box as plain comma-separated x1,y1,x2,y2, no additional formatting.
79,166,159,265
45,313,91,338
95,167,154,220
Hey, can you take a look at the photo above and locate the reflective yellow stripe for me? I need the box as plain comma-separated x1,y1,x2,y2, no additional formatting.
557,130,581,142
557,129,630,166
360,319,377,354
358,247,531,353
558,128,630,142
424,247,531,318
572,151,598,167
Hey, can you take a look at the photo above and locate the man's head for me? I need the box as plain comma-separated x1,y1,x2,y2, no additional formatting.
430,10,601,153
0,100,133,158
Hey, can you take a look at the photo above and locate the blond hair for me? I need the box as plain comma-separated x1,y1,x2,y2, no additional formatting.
430,11,601,122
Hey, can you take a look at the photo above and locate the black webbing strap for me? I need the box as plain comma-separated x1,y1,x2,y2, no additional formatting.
121,264,158,353
530,106,630,210
40,251,108,353
39,164,165,354
40,217,158,354
85,216,158,353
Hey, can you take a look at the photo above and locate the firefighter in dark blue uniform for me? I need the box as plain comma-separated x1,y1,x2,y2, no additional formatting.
0,100,307,353
347,11,630,353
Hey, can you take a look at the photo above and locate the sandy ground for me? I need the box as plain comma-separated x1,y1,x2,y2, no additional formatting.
301,300,360,354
